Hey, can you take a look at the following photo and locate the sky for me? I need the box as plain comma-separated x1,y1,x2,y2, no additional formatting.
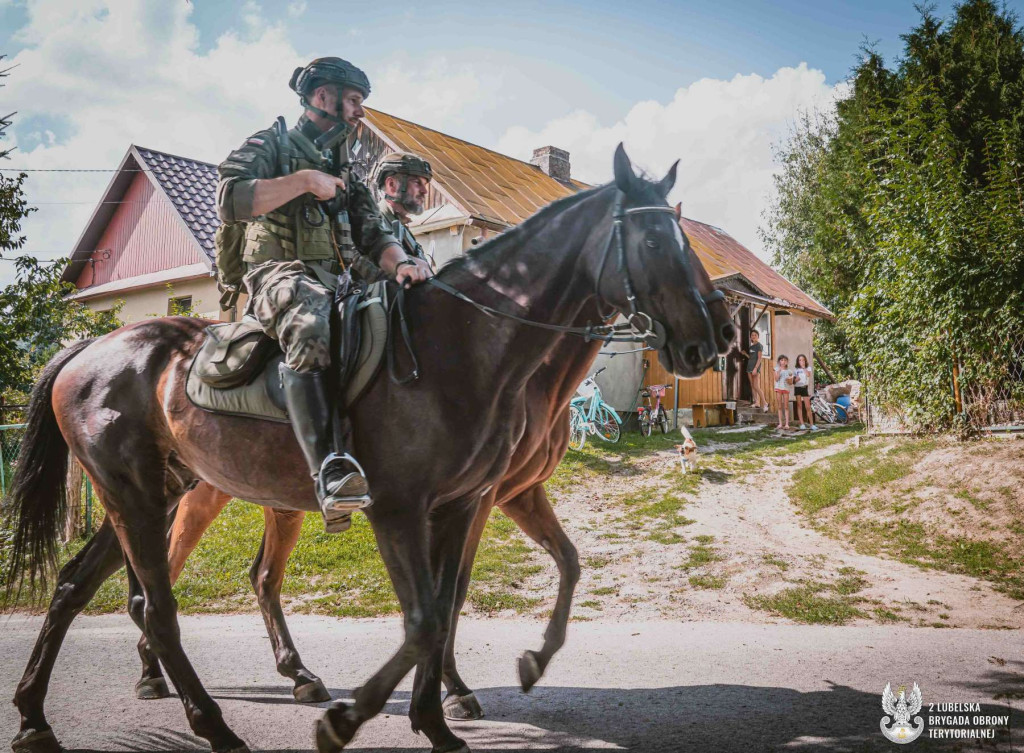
0,0,992,286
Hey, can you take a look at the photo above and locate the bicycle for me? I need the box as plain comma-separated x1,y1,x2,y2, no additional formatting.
568,367,622,447
810,392,849,425
637,383,672,436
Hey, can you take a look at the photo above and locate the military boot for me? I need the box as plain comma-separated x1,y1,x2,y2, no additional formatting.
279,364,371,532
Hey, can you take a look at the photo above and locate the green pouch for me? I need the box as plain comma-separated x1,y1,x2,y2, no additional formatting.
194,318,277,389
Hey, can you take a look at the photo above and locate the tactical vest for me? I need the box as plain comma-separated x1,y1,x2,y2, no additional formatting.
242,127,354,268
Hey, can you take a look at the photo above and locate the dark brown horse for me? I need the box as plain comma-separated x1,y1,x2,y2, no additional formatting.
126,222,736,717
6,145,720,753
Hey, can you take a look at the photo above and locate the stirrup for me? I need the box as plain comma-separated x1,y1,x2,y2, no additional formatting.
317,452,372,513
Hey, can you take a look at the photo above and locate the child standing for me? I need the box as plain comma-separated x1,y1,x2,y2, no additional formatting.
793,354,818,431
774,355,793,430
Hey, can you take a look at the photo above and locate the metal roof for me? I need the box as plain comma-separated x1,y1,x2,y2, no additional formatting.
682,218,833,319
60,113,829,320
135,147,219,260
362,108,589,228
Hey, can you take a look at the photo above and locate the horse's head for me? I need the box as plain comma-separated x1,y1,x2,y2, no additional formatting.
593,144,718,377
678,210,737,355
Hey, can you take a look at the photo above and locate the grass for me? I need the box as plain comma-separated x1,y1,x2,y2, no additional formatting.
2,501,544,617
790,436,1024,600
744,578,867,625
788,438,934,516
688,574,727,590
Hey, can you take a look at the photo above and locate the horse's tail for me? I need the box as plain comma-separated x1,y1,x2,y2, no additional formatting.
3,338,95,596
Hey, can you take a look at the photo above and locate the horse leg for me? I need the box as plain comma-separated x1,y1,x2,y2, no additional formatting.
136,482,231,700
315,502,469,753
410,498,482,744
440,497,493,721
249,507,330,703
103,490,247,753
499,485,580,692
12,520,124,753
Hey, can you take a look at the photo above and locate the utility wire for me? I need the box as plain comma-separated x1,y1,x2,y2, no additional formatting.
0,167,155,172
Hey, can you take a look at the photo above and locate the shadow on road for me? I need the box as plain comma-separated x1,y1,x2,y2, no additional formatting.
65,679,1020,753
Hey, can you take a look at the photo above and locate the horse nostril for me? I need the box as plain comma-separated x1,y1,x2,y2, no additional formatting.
721,324,736,344
684,344,702,369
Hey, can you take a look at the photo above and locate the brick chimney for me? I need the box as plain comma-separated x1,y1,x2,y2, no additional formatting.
531,146,570,182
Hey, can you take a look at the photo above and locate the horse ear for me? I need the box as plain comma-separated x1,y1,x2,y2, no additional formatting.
613,143,636,194
674,202,682,221
657,159,679,199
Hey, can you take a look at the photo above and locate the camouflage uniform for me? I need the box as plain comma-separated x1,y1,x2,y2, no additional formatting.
378,198,428,265
217,115,398,372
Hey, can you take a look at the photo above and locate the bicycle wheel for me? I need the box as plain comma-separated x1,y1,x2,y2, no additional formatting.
832,403,849,424
657,406,670,434
596,405,621,443
568,406,587,450
639,410,652,437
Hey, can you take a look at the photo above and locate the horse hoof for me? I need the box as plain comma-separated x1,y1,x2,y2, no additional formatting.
294,678,331,704
443,692,484,721
432,740,470,753
11,728,60,753
135,676,170,700
314,703,358,753
518,650,542,692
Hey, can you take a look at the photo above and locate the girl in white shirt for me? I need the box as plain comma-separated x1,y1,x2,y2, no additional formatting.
793,354,818,431
774,355,793,430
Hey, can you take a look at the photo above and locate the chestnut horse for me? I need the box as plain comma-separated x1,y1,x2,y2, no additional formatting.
128,229,736,716
7,146,719,753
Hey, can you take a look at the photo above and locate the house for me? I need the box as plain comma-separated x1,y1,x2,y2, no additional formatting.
61,108,831,422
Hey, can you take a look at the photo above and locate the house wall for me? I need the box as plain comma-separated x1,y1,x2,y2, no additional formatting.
81,276,222,323
74,172,206,289
592,342,644,411
418,223,474,269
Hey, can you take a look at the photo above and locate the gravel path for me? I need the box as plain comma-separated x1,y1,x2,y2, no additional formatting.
534,435,1024,628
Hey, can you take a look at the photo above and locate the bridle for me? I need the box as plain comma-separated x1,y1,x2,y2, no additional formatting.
426,189,724,347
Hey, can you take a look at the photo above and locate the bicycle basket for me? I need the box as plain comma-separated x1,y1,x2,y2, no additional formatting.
649,385,667,398
576,378,598,399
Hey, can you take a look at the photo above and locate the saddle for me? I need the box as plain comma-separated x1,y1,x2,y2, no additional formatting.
186,280,390,423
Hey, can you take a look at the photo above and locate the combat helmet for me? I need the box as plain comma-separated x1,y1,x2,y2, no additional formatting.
372,152,433,188
289,57,370,149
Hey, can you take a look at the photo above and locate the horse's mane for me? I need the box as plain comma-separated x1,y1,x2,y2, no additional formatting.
438,184,611,277
438,174,670,278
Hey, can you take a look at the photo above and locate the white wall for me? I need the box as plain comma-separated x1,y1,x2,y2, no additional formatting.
591,341,644,411
81,276,224,323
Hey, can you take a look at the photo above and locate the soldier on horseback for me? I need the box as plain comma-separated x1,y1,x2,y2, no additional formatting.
372,151,434,268
215,57,432,529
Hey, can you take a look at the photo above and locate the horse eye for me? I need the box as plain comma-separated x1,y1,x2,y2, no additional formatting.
644,235,659,249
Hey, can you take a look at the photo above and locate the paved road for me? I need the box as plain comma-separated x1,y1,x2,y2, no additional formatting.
2,614,1023,752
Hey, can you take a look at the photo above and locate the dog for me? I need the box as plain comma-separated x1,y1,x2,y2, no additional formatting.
676,425,699,474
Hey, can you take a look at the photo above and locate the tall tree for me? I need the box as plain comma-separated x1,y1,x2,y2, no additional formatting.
762,0,1024,430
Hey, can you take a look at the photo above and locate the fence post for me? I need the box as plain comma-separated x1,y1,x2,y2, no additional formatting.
85,476,93,534
951,356,963,415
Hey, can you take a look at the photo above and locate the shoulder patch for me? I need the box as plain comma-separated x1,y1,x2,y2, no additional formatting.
247,137,266,146
228,149,257,163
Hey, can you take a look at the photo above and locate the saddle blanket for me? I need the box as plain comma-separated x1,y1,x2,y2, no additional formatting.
185,281,389,423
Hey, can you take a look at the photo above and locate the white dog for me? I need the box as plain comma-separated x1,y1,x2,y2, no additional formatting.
677,425,699,473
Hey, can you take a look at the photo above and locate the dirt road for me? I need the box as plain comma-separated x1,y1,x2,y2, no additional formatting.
536,433,1024,629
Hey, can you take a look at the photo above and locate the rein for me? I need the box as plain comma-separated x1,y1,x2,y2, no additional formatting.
388,190,725,384
427,192,722,346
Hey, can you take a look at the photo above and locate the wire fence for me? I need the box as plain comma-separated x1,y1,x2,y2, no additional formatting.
0,415,96,539
863,334,1024,435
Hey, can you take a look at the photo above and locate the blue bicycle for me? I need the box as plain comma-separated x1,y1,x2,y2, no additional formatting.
568,367,622,450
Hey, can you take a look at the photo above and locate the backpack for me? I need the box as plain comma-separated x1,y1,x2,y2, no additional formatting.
215,220,247,310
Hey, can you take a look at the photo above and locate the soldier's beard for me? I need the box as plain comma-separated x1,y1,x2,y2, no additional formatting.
400,196,424,215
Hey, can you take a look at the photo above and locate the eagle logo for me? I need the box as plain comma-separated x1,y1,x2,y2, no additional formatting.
880,682,924,744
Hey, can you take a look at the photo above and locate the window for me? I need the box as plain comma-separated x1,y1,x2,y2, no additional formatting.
167,296,193,315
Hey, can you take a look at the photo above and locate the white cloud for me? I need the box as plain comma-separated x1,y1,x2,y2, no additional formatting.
1,1,496,284
287,0,307,18
496,64,847,261
2,0,306,284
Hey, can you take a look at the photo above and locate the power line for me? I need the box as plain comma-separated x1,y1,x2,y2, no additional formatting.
0,167,154,172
